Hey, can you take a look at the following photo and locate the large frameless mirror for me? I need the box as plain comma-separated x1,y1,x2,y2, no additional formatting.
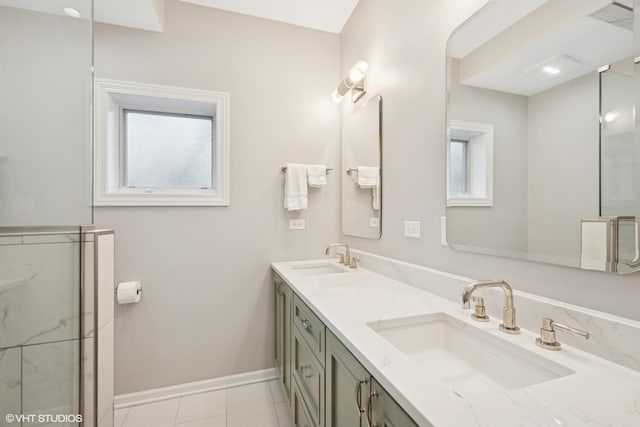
342,94,382,239
446,0,639,274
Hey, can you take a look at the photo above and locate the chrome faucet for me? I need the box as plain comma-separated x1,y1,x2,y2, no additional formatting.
461,280,520,334
325,243,350,265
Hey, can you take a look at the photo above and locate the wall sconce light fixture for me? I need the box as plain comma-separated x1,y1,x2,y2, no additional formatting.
331,60,368,104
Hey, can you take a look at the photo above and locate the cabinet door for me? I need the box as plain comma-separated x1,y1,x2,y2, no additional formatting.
275,279,283,372
292,378,315,427
292,327,324,427
326,330,369,427
274,276,292,401
282,281,293,401
368,379,419,427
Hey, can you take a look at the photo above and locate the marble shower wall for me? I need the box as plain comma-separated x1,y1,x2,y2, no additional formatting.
0,233,81,426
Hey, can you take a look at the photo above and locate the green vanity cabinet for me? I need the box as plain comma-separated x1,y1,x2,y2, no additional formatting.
293,325,325,426
272,269,419,427
292,378,316,427
368,378,419,427
291,293,326,427
274,273,293,401
325,330,370,427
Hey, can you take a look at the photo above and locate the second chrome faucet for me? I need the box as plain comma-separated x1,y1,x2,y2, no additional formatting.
461,279,520,334
325,243,350,264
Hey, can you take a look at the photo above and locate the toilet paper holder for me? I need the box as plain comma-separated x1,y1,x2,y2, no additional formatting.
115,281,142,304
114,284,142,295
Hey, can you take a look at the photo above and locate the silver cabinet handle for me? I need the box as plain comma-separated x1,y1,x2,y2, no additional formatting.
300,364,314,379
301,319,311,330
354,378,368,416
366,390,378,427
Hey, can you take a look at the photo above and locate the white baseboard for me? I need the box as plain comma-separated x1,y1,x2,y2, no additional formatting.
114,367,279,409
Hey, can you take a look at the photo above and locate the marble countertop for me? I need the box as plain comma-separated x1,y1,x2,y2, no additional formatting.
271,259,640,427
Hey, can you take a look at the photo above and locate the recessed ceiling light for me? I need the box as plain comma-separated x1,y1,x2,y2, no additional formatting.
63,7,81,18
542,66,561,75
525,55,581,77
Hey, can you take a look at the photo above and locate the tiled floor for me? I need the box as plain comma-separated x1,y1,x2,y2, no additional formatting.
114,380,293,427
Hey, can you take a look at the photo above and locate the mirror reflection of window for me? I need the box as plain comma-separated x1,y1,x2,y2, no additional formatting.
445,0,639,274
448,139,469,195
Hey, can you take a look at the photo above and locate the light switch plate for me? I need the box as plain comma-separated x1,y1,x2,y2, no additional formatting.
404,221,421,238
289,219,305,230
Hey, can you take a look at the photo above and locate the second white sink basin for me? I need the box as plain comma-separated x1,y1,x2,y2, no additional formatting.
368,312,574,398
290,262,348,275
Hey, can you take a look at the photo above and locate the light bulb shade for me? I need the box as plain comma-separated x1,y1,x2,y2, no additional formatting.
331,89,344,104
336,79,351,96
331,59,369,104
348,60,369,83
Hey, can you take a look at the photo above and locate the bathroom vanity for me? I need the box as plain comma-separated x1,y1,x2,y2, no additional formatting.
274,262,417,427
272,257,640,427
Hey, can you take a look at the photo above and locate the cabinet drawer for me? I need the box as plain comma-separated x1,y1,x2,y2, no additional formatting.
293,295,325,366
292,377,315,427
293,327,324,427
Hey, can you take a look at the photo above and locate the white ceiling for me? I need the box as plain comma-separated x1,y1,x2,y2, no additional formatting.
178,0,360,33
448,0,549,59
451,0,634,96
0,0,165,32
0,0,358,33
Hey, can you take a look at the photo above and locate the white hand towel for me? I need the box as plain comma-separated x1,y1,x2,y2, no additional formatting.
357,166,379,188
306,164,327,187
357,167,380,211
284,163,308,211
372,183,380,211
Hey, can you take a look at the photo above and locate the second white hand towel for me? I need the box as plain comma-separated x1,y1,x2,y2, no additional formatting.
284,163,308,210
357,166,380,210
306,164,327,187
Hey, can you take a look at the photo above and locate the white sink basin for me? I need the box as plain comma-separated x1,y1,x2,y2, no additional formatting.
368,312,574,398
290,262,348,275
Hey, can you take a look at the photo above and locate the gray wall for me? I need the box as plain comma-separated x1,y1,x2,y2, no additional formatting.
447,58,529,254
341,0,640,320
94,0,340,394
527,72,600,262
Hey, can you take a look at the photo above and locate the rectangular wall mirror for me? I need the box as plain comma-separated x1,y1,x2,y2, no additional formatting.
446,0,639,274
342,94,382,239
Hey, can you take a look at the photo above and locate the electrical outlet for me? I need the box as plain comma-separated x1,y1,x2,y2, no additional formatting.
404,221,421,238
289,219,305,230
369,217,380,228
441,216,448,246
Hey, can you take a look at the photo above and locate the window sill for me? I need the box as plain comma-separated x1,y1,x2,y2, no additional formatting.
94,191,229,207
447,196,493,207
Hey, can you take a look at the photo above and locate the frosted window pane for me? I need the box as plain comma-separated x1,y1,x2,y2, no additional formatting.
123,110,214,189
449,139,468,194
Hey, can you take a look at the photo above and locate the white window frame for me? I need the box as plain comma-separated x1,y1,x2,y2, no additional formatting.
94,78,230,206
447,120,493,207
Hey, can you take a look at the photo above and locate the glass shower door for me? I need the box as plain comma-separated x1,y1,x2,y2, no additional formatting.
0,1,96,426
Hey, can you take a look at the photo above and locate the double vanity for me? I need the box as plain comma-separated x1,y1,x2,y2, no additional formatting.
272,251,640,427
